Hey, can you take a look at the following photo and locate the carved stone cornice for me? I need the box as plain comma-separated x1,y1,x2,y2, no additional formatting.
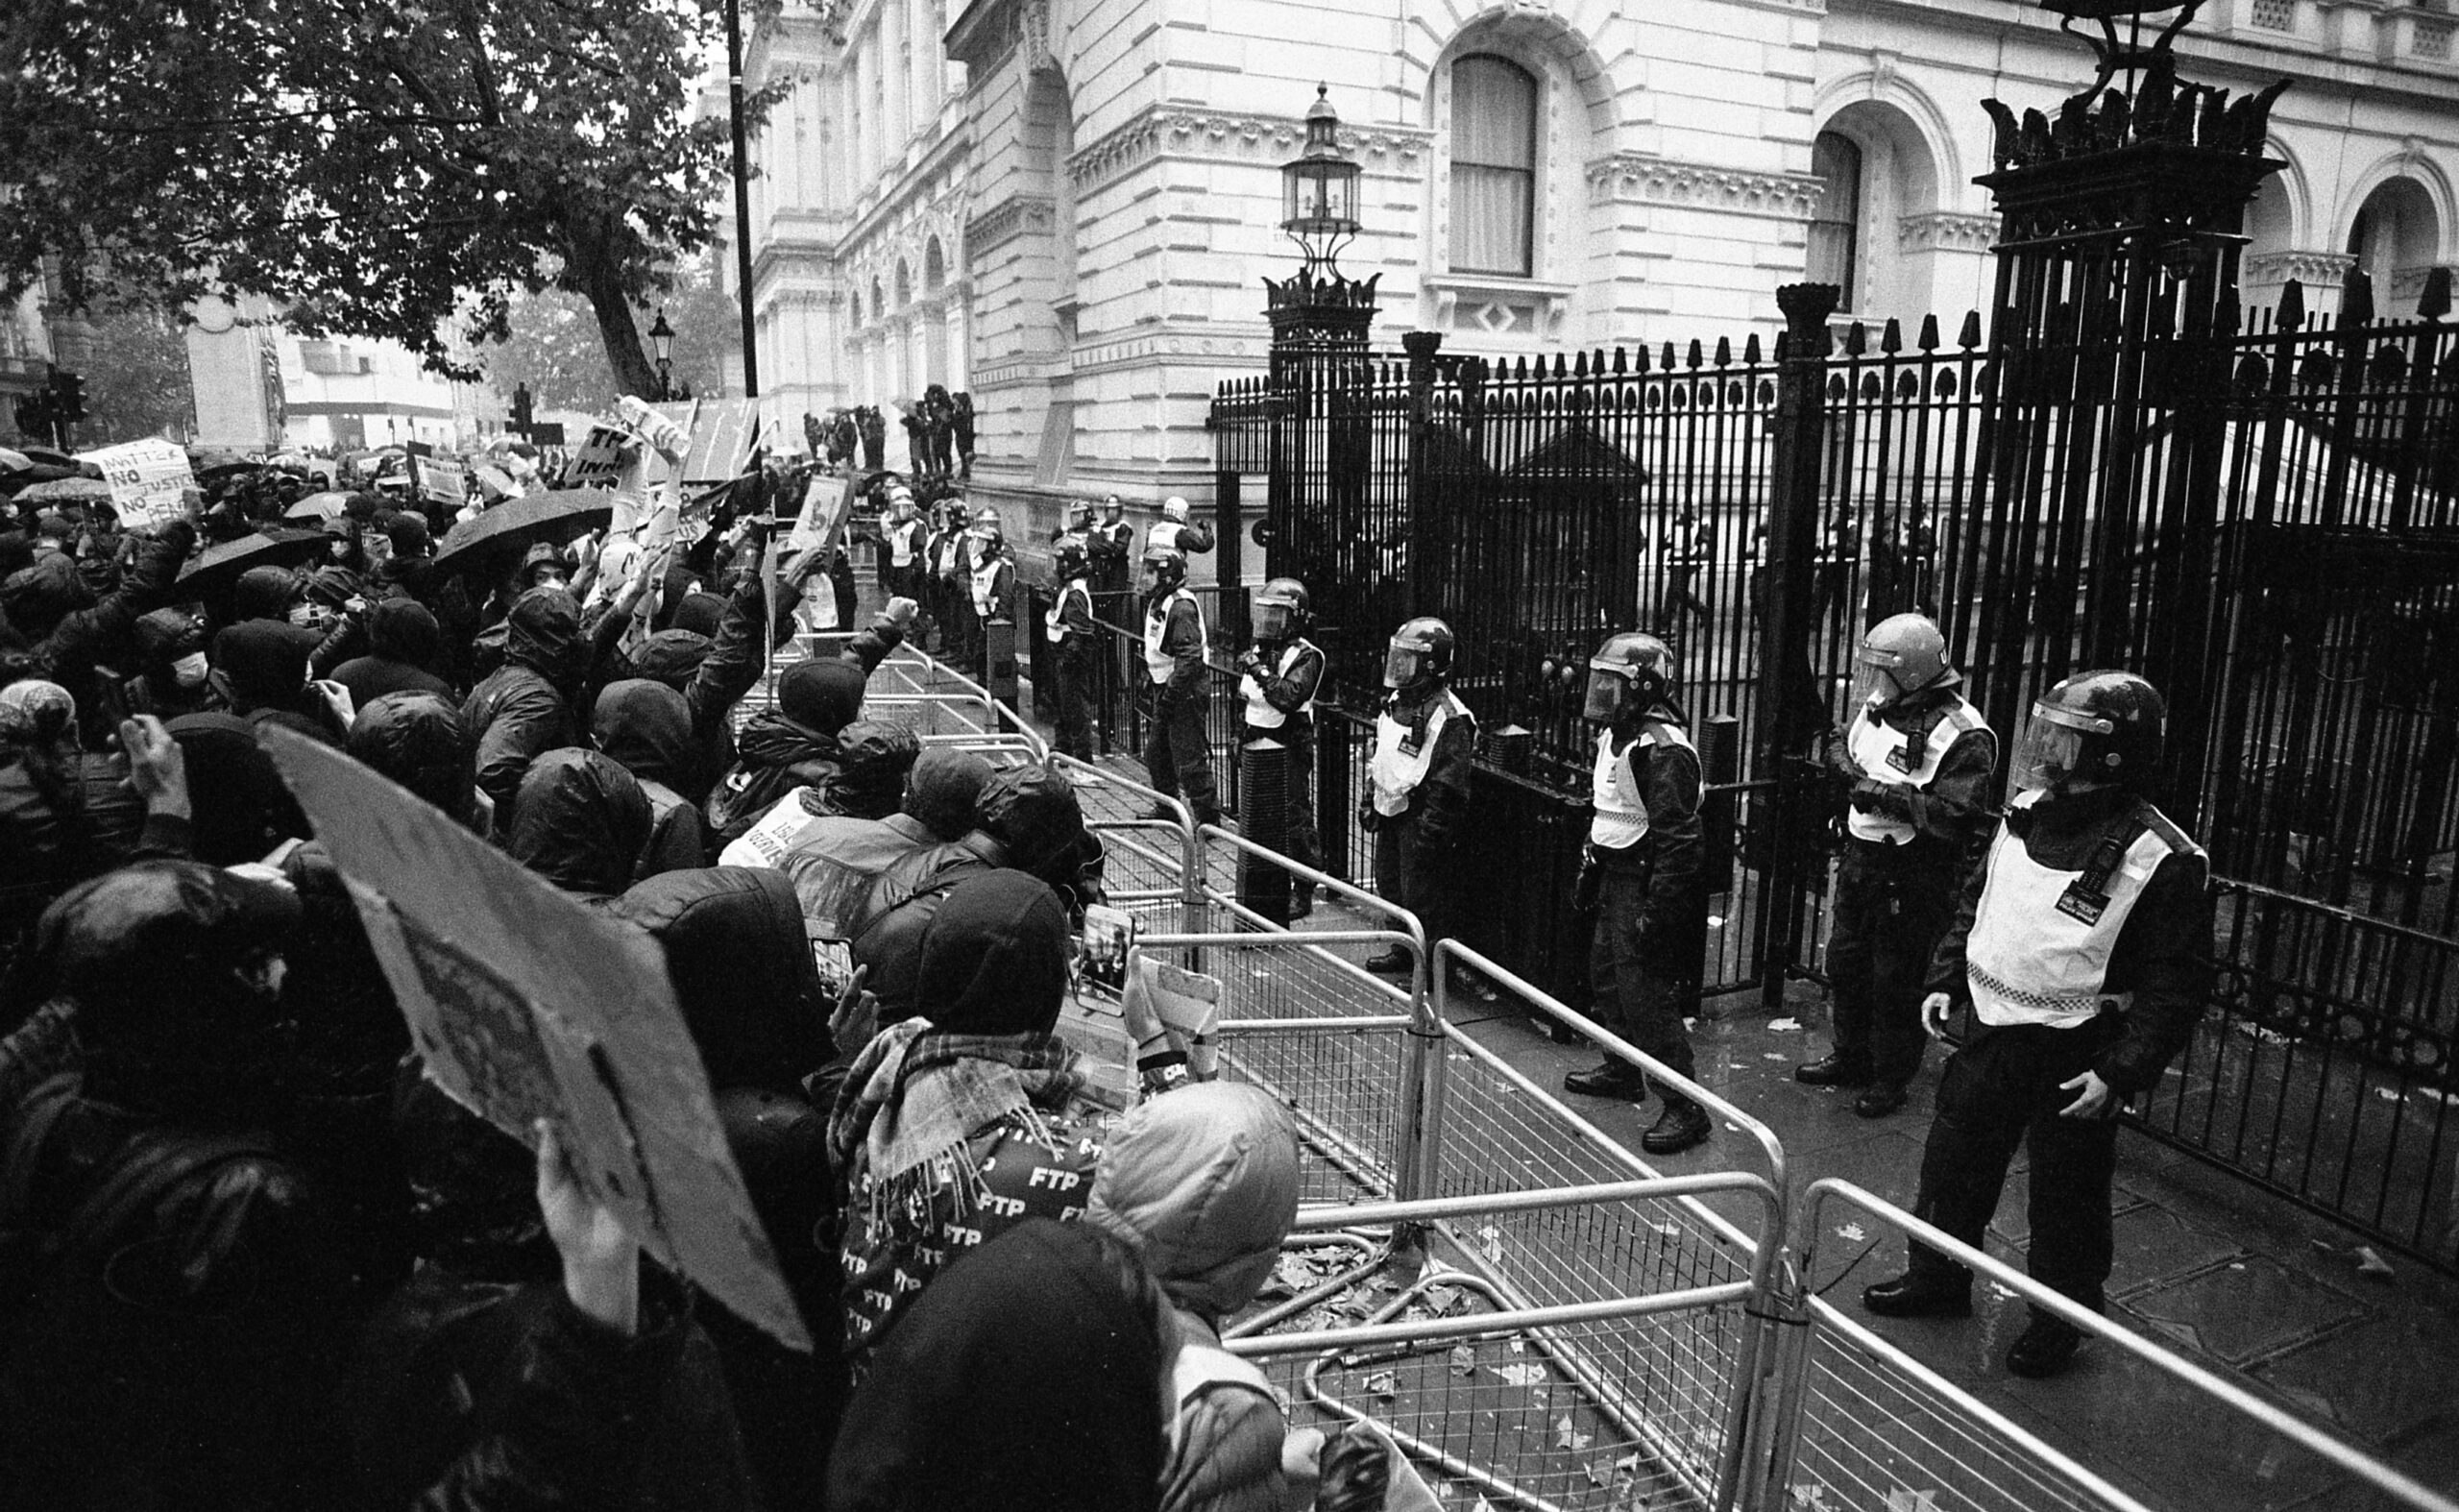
1897,211,2001,252
1585,153,1825,219
1067,104,1432,193
2242,249,2357,285
964,194,1054,254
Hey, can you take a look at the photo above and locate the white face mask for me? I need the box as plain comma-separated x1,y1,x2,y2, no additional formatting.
172,651,210,689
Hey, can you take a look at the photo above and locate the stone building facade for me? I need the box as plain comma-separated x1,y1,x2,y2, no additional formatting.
733,0,2459,549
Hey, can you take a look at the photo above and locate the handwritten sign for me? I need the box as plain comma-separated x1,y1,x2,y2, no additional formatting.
260,727,812,1351
787,469,859,557
77,439,197,532
416,455,468,508
562,424,631,490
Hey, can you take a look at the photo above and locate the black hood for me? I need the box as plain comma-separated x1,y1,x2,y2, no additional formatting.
612,866,828,1089
348,691,475,821
503,746,652,899
367,597,442,669
735,706,841,772
165,712,313,865
592,677,696,791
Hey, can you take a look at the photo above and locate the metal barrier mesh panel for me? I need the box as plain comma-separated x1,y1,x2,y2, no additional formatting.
1792,1299,2132,1512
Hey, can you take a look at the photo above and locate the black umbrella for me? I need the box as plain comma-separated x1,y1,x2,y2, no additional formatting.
175,528,330,597
432,487,618,576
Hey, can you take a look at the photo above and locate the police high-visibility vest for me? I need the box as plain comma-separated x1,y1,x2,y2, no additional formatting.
1045,580,1091,643
1146,521,1183,555
1590,720,1693,850
1844,695,1989,845
1143,588,1203,684
1371,691,1471,817
885,519,919,568
971,558,1007,616
1964,814,2181,1029
1240,639,1318,729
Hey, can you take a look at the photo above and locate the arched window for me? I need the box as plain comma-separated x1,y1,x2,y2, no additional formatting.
1449,55,1538,278
895,260,913,307
1808,132,1863,311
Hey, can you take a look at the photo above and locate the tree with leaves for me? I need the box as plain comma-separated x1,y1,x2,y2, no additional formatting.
0,0,780,398
457,256,741,416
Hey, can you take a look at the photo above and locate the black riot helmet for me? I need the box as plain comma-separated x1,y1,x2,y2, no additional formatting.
1054,539,1090,581
1582,631,1676,724
1252,577,1310,643
1140,546,1187,598
1382,617,1455,695
1852,612,1956,713
2009,669,2165,801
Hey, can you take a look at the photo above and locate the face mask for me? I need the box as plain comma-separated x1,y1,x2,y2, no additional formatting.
172,651,210,689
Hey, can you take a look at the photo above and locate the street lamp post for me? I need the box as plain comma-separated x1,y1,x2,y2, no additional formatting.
648,307,676,402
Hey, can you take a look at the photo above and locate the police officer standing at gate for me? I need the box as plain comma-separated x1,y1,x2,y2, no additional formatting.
966,507,1015,684
1237,576,1326,915
1046,539,1098,764
1138,545,1221,826
1863,670,2213,1379
1361,619,1482,995
1797,613,1996,1117
1561,632,1714,1155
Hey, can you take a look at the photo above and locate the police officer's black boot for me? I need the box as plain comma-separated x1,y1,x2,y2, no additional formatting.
1362,946,1411,975
1862,1271,1974,1319
1794,1052,1873,1087
2006,1310,2086,1378
1642,1094,1713,1155
1562,1060,1646,1101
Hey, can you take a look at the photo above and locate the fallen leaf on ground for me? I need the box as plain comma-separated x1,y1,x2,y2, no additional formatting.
1478,1226,1504,1261
2355,1246,2397,1280
1836,1222,1867,1243
1556,1413,1593,1451
1366,1371,1397,1400
1489,1362,1548,1387
1449,1345,1477,1377
1585,1459,1611,1488
1768,1017,1802,1032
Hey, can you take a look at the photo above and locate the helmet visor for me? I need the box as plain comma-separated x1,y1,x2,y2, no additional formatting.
2009,702,2109,798
1583,661,1631,722
1850,646,1908,713
1140,560,1170,596
1254,599,1294,641
1382,645,1426,691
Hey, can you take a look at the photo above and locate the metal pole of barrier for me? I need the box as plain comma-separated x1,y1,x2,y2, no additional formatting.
1231,1282,1751,1359
1289,1174,1783,1232
1796,1181,2459,1512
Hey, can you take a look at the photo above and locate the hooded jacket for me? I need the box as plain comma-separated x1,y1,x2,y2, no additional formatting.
165,713,314,866
502,748,653,903
702,610,908,843
232,565,301,624
463,589,582,821
592,680,709,880
347,692,477,828
331,599,451,709
0,519,194,746
610,867,829,1092
1088,1085,1303,1512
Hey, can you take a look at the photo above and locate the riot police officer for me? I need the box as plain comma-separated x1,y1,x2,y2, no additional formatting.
965,507,1014,682
1797,613,1996,1117
1362,619,1476,979
1138,546,1219,826
1237,576,1326,914
1561,632,1714,1155
1864,671,2213,1379
1045,539,1098,763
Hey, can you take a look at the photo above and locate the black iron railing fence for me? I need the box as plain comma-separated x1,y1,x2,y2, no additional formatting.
1187,266,2459,1271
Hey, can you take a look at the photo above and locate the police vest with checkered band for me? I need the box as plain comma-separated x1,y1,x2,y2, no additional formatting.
1590,720,1692,851
1370,691,1472,817
1964,806,2193,1030
1844,695,1988,845
1143,588,1204,684
1239,639,1318,730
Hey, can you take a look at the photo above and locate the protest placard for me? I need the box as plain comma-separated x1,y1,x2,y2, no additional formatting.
562,423,630,489
260,727,811,1351
77,438,197,532
787,469,860,557
415,455,467,509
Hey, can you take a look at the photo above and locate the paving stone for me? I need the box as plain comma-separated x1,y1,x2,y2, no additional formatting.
2123,1255,2372,1366
2251,1311,2459,1442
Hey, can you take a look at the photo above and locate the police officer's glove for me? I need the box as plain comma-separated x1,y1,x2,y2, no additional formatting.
1849,780,1913,821
1356,797,1381,835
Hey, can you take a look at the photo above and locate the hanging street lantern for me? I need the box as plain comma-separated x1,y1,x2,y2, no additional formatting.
1280,85,1362,279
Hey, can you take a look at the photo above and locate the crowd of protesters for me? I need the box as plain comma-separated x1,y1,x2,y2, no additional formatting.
0,440,1413,1512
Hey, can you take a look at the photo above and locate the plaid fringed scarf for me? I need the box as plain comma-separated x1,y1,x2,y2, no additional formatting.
828,1017,1088,1231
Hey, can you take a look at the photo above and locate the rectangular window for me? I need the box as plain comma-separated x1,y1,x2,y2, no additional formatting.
1449,56,1538,278
1807,131,1863,313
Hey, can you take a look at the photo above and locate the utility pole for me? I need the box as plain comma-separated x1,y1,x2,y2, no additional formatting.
724,0,760,399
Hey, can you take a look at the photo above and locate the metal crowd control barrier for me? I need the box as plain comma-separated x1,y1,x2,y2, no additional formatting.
1771,1181,2459,1512
1227,1180,1784,1512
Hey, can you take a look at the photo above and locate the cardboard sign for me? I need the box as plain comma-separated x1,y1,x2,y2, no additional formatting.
416,455,467,508
77,438,197,532
259,727,811,1351
787,469,859,557
563,424,631,489
1124,954,1222,1079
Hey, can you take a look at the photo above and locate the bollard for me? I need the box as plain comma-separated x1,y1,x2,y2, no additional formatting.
1237,737,1293,924
984,616,1019,733
1701,712,1739,885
